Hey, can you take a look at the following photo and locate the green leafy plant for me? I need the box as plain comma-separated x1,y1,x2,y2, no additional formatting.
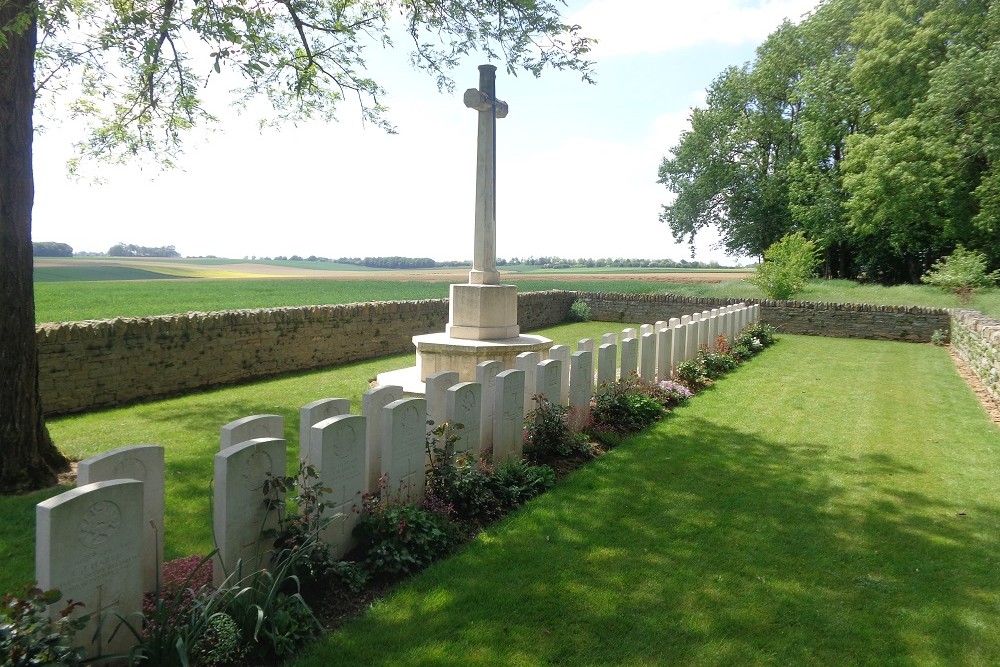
697,348,737,379
921,245,1000,303
523,395,590,463
735,322,777,350
490,458,556,508
568,299,593,322
427,453,503,525
588,375,665,441
674,360,710,391
746,232,819,300
353,472,459,578
0,587,87,667
930,328,949,346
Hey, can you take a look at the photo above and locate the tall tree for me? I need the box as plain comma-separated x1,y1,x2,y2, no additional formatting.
0,0,594,493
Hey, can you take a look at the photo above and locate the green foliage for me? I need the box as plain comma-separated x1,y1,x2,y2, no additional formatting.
746,232,819,300
930,329,949,347
674,360,711,391
735,322,778,350
0,587,87,666
568,299,592,322
194,613,245,666
658,0,1000,283
262,462,342,593
31,241,73,257
921,246,1000,302
490,459,555,508
523,395,590,463
353,495,458,578
588,375,665,441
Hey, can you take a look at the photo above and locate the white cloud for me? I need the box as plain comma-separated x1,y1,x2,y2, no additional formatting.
572,0,819,58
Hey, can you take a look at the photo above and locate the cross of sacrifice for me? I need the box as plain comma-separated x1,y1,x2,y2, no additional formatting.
463,64,509,286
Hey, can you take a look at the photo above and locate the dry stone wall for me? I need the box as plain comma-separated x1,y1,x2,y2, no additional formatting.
37,291,574,416
38,288,961,416
574,292,950,343
951,309,1000,403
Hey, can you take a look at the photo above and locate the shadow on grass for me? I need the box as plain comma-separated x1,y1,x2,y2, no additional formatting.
299,416,1000,666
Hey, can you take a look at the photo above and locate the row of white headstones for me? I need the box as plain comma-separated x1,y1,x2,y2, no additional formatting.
34,303,759,658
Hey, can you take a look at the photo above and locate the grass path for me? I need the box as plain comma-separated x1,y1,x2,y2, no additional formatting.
293,336,1000,666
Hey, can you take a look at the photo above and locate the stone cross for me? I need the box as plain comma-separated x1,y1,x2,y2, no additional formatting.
464,64,508,286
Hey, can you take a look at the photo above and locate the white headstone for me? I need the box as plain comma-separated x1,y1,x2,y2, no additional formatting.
493,369,525,462
362,384,403,493
476,361,503,456
578,338,595,354
220,414,283,450
685,321,698,361
299,398,350,462
515,352,541,413
597,343,617,387
708,316,718,350
655,320,668,332
77,445,164,593
213,437,286,584
622,327,637,340
446,382,483,455
36,480,144,659
569,351,594,431
656,328,673,381
601,332,617,347
620,337,638,380
681,315,691,325
547,345,571,404
426,371,460,433
535,359,562,405
673,323,687,367
382,398,428,502
309,415,366,558
639,332,656,380
668,317,680,328
639,324,654,338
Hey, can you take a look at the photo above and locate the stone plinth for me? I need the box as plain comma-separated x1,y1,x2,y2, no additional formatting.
414,332,551,382
446,284,520,340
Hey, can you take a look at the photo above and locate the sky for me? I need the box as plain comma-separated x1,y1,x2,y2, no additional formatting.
30,0,819,264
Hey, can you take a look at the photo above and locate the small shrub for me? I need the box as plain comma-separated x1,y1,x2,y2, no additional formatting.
921,245,1000,302
491,458,556,508
698,348,737,379
0,587,87,667
427,454,502,524
746,231,819,299
674,360,710,390
735,322,777,350
930,328,949,346
654,380,693,408
193,613,246,666
523,395,590,463
354,481,459,577
588,375,665,438
568,299,592,322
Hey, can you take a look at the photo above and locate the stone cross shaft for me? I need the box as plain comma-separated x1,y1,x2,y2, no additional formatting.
463,64,508,286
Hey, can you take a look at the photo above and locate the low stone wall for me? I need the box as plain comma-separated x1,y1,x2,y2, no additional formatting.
37,290,575,416
38,288,959,417
951,309,1000,403
573,292,950,343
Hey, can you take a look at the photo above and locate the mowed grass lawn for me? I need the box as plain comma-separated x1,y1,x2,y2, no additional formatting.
294,335,1000,666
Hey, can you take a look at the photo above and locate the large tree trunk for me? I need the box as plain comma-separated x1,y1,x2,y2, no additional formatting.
0,0,69,493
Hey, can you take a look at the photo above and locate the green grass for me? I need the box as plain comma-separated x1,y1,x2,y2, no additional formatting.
35,273,1000,323
0,321,634,592
292,335,1000,666
33,266,189,282
34,280,458,323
